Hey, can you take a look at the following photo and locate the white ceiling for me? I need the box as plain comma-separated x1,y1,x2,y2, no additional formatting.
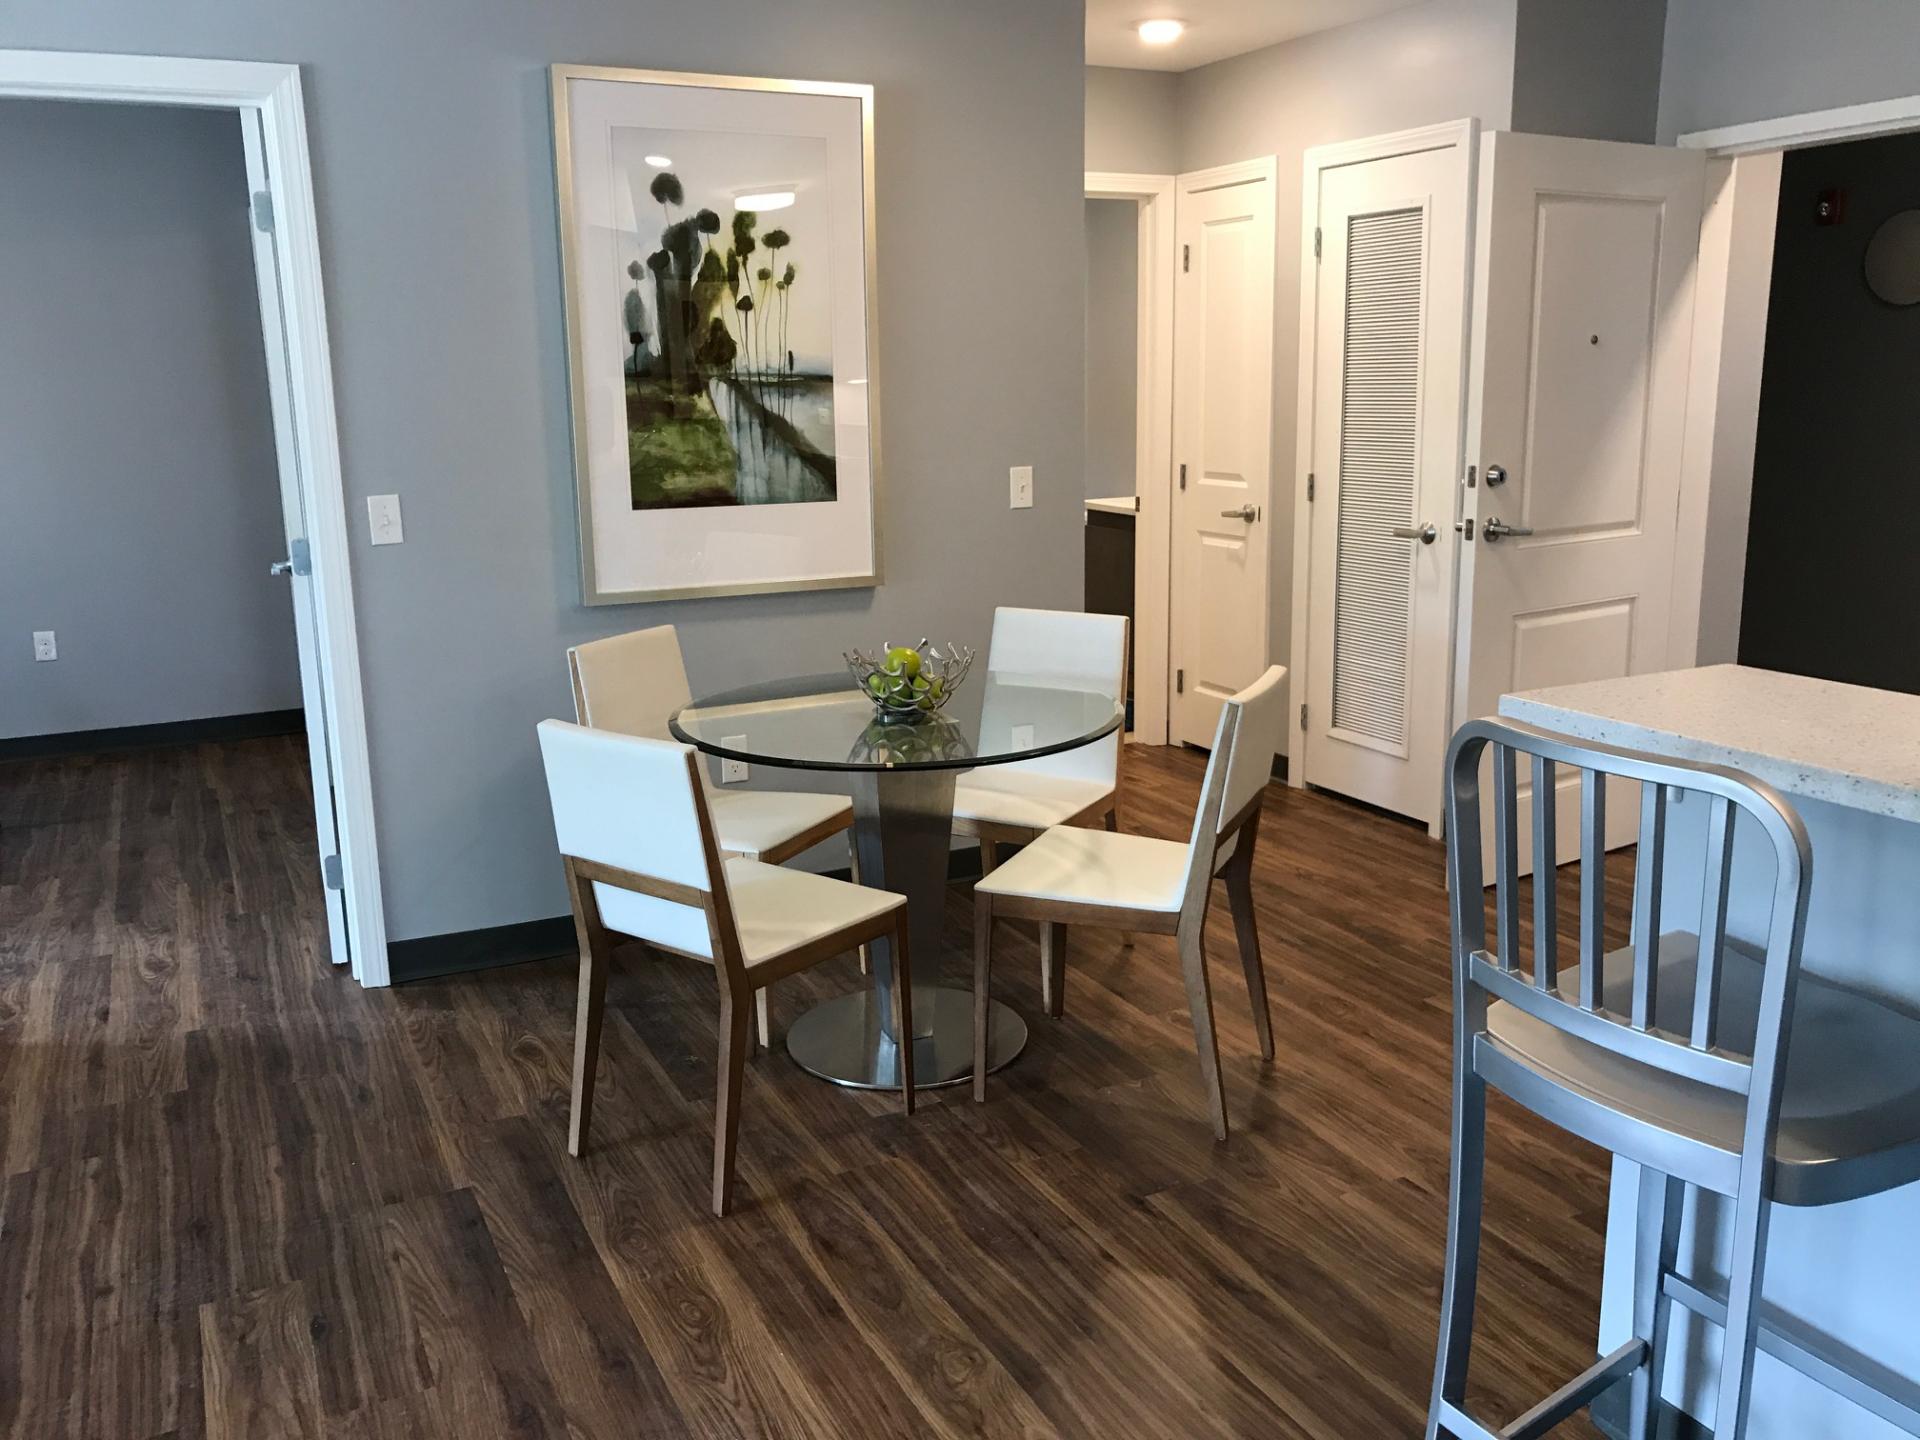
1086,0,1426,72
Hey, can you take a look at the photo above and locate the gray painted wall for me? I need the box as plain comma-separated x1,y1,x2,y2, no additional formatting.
0,98,300,741
1084,198,1138,501
1659,0,1920,143
1739,131,1920,695
3,0,1088,943
1174,0,1518,748
1511,0,1665,143
1086,65,1180,174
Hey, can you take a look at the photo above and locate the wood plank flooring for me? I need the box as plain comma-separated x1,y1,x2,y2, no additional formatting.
0,737,1626,1438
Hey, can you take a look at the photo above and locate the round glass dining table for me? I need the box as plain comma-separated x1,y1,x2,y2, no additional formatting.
670,670,1123,1089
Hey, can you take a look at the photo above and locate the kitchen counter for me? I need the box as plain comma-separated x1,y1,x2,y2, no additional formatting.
1502,663,1920,822
1496,664,1920,1440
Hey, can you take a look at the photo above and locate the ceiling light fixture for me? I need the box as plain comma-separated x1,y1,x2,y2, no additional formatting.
1137,18,1185,45
733,188,797,212
644,154,674,167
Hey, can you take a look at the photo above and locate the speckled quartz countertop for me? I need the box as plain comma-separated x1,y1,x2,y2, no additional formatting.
1499,665,1920,825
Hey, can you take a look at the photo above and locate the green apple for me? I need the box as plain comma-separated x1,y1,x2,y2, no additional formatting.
884,645,922,678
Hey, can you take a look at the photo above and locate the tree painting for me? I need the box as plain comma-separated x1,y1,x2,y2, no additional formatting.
613,129,836,510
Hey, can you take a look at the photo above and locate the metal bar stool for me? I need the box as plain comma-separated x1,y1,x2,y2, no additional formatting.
1428,718,1920,1440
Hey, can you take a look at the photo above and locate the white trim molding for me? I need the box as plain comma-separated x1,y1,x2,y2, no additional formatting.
1679,91,1920,156
1086,171,1176,745
0,49,390,986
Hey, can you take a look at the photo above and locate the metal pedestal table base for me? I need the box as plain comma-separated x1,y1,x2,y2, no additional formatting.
784,764,1028,1089
786,986,1027,1089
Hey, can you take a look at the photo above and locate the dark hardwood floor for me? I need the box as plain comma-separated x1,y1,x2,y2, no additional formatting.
0,737,1625,1439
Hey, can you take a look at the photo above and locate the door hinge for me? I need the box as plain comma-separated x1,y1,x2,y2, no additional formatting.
1299,703,1308,731
1176,669,1185,695
1314,226,1322,261
251,190,275,234
1178,462,1187,491
290,537,312,576
1182,243,1190,274
322,853,344,890
1307,472,1315,502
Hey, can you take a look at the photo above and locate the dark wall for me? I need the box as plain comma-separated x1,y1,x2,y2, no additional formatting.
1739,131,1920,695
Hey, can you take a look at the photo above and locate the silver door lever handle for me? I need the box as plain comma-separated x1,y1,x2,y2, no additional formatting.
1391,523,1438,544
1219,504,1259,521
1482,517,1534,541
269,559,296,576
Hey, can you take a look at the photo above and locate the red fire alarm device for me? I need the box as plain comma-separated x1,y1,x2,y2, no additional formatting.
1816,187,1847,225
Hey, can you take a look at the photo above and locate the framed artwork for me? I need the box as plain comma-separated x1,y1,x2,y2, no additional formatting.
551,66,881,603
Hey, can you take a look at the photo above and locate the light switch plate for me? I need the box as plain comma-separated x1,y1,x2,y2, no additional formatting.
719,737,750,784
1009,465,1034,510
367,494,404,546
32,630,56,662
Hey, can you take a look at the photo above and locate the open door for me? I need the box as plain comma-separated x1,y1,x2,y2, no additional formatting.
1297,127,1473,834
1455,132,1706,869
240,113,351,968
1169,158,1276,748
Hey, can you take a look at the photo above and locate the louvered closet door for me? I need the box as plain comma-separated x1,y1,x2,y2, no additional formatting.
1301,140,1469,829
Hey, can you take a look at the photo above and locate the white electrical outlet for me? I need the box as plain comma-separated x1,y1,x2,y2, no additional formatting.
32,630,57,662
719,736,750,784
1011,723,1035,751
1009,464,1034,509
367,494,405,546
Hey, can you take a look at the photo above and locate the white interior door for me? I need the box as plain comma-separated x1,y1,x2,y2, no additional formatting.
240,113,351,967
1170,158,1276,748
1456,131,1705,871
1299,136,1471,831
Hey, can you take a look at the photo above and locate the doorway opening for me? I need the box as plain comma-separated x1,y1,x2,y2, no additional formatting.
0,50,386,984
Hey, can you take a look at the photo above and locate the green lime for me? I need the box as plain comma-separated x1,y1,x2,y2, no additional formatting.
867,674,887,696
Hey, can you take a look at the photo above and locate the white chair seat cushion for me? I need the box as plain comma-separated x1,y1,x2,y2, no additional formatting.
596,856,901,969
951,771,1115,832
1486,932,1920,1206
973,826,1190,913
707,790,852,859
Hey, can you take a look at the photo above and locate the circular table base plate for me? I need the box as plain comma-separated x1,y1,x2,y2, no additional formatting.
785,985,1027,1089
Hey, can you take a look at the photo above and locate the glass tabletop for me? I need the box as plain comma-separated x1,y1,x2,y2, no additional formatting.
669,671,1123,771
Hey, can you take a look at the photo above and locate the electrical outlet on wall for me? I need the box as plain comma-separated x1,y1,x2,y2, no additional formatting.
32,630,57,662
719,736,750,784
1009,465,1034,509
367,494,405,545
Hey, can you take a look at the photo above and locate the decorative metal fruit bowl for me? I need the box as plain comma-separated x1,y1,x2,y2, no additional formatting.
844,638,975,720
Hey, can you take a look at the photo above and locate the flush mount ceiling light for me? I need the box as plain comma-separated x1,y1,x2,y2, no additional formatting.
644,153,674,167
1137,18,1185,45
733,188,797,212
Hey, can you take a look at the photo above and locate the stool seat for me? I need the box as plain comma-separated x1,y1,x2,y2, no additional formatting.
1486,932,1920,1207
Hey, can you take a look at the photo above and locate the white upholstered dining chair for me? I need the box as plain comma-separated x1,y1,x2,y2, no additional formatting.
538,720,914,1217
971,665,1288,1138
569,624,863,1046
952,607,1130,872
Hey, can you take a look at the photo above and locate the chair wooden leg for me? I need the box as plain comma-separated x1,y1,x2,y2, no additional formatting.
1040,921,1068,1019
1225,852,1274,1061
1176,925,1228,1140
890,913,916,1115
850,834,870,976
712,988,753,1217
972,889,993,1103
1103,806,1119,832
978,837,1000,876
754,988,771,1052
567,939,611,1158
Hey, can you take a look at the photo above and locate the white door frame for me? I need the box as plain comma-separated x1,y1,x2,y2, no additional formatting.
0,49,389,986
1672,91,1920,673
1085,171,1176,744
1287,120,1478,831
